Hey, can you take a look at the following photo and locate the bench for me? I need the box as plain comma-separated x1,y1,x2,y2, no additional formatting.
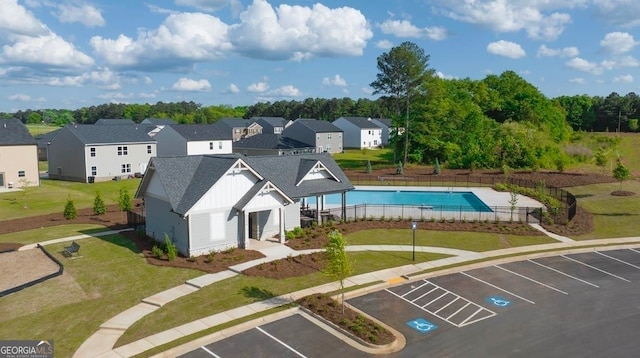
63,242,80,257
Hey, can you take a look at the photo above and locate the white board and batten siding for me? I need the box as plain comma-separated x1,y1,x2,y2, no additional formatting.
188,211,237,256
187,140,232,155
188,169,258,213
144,173,169,201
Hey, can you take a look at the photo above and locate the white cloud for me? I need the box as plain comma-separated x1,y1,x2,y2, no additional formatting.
361,87,373,95
537,44,579,57
175,0,231,12
1,33,94,68
616,56,640,68
227,83,240,93
592,0,640,27
143,76,153,85
139,92,157,99
435,71,457,80
613,74,633,83
378,19,447,41
434,1,575,40
322,74,346,87
228,1,373,60
569,77,587,85
270,85,300,97
247,81,269,93
600,32,638,54
376,40,393,49
0,0,49,37
47,68,120,89
54,2,105,27
90,12,231,69
97,92,130,100
486,40,526,59
171,77,212,91
565,57,603,74
8,93,32,101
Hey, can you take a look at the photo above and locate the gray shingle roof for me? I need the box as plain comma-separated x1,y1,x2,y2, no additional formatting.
169,124,228,141
61,124,155,144
251,117,286,128
214,118,251,129
36,128,62,148
0,118,36,145
142,118,175,125
336,117,382,129
292,119,342,133
374,118,392,127
140,153,353,215
95,118,136,125
233,133,313,150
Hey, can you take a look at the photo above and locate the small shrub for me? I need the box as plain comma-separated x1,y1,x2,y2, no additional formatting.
151,245,163,259
165,235,177,261
206,250,217,263
93,191,106,215
187,256,197,262
63,197,77,220
225,247,236,254
293,227,304,236
285,231,295,241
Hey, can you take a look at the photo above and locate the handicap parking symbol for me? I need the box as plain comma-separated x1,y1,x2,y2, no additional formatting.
486,295,511,307
406,318,438,333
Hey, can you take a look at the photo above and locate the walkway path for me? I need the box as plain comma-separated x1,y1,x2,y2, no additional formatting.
22,228,638,357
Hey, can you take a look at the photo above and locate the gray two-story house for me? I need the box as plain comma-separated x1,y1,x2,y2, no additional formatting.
250,117,289,134
154,124,232,157
47,124,156,182
281,119,343,154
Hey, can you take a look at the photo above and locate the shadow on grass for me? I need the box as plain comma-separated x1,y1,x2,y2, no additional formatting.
83,229,142,254
573,194,594,198
592,213,638,217
241,286,276,301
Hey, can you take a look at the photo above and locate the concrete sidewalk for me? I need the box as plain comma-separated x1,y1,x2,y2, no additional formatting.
73,235,640,358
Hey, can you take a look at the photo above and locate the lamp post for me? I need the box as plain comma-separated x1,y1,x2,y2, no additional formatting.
411,221,417,261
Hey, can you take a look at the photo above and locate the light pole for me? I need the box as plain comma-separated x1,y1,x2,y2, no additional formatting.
411,221,417,261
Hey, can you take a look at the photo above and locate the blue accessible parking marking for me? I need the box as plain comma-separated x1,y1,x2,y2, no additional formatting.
407,318,438,333
486,296,512,307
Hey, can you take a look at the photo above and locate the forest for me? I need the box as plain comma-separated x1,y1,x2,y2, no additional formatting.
2,42,637,171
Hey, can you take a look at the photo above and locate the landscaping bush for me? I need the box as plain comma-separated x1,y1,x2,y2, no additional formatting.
164,235,177,262
63,197,77,220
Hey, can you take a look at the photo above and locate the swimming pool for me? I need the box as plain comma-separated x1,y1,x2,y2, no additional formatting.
307,189,493,212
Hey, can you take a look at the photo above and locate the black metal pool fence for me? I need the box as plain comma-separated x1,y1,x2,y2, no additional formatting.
345,174,576,224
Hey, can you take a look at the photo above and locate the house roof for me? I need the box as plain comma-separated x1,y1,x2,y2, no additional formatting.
214,118,251,129
336,117,382,129
373,118,393,127
138,153,353,215
251,117,287,128
142,118,175,125
169,124,228,141
60,124,155,145
0,118,36,146
290,118,342,133
94,118,136,125
233,133,313,150
36,128,62,148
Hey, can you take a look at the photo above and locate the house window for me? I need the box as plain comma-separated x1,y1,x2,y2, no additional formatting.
328,133,332,139
121,164,131,173
234,128,241,134
147,145,152,154
18,171,25,177
209,142,214,150
374,140,378,146
369,130,372,135
90,147,96,157
326,145,331,152
218,142,223,149
117,146,128,156
91,166,97,176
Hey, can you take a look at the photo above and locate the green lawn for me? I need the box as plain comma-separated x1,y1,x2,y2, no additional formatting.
0,235,202,358
26,123,60,137
0,224,112,245
0,178,140,220
568,180,640,239
332,148,394,170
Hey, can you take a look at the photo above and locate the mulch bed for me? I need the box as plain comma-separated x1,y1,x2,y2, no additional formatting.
243,251,327,279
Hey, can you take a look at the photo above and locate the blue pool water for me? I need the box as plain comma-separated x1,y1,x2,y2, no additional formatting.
307,190,493,212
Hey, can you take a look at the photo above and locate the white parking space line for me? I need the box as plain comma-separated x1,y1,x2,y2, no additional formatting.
404,281,431,296
385,280,496,328
256,327,307,358
528,259,600,288
561,255,631,282
630,248,640,255
495,265,568,295
460,272,535,304
597,251,640,270
201,346,220,357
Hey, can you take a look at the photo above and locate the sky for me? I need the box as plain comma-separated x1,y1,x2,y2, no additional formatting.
1,0,639,113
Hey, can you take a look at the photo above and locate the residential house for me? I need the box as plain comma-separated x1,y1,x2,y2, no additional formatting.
281,119,343,154
135,153,353,256
35,128,61,161
141,118,175,137
0,119,40,189
250,117,289,134
213,118,262,141
94,118,136,125
332,117,382,149
370,118,394,147
153,124,232,157
233,133,316,156
47,124,156,183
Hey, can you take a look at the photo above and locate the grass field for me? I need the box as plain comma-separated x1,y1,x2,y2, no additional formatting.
0,178,140,220
332,148,394,170
26,123,60,137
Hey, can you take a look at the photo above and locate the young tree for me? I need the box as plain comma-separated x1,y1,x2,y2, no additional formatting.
370,41,434,169
93,191,106,215
64,197,77,220
613,158,631,191
324,230,353,315
433,157,441,175
365,160,372,174
118,187,132,212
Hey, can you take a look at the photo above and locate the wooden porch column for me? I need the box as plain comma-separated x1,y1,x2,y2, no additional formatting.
341,191,346,221
243,210,250,249
279,207,285,244
315,195,321,225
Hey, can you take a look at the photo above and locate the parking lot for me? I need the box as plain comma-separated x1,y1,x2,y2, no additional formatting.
178,247,640,357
